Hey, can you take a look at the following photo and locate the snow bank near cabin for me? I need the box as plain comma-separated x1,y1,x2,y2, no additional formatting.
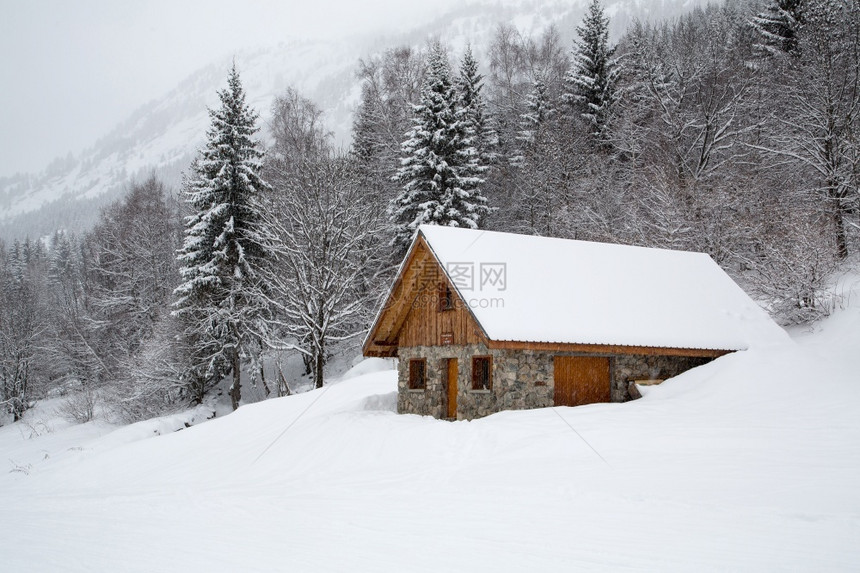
338,355,396,382
1,300,859,571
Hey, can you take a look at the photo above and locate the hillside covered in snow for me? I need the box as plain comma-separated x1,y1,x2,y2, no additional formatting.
2,277,858,571
3,0,859,567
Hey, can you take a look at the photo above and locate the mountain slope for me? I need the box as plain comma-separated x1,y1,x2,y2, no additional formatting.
0,0,713,241
0,37,362,241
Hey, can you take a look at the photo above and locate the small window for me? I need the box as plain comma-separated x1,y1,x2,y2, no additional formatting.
438,284,454,312
409,359,426,390
472,356,492,391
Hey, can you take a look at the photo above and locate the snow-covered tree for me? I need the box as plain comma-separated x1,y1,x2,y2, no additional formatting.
391,42,489,253
622,9,758,185
265,155,384,390
352,47,427,208
483,24,571,230
457,45,497,167
563,0,620,138
751,0,805,56
506,73,563,235
45,231,106,403
85,176,180,378
750,0,860,259
264,86,387,390
516,74,554,150
0,241,46,421
76,176,186,420
112,313,191,421
269,87,331,169
173,64,273,410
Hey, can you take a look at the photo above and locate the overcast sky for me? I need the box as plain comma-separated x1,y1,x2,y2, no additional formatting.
0,0,470,178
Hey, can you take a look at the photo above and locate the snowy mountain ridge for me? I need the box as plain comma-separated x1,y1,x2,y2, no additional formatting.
0,0,710,241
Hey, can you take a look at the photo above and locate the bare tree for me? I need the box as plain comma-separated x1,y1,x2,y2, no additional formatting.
265,156,385,389
84,175,180,378
0,241,47,421
269,87,332,167
622,7,760,186
44,232,106,402
749,0,860,259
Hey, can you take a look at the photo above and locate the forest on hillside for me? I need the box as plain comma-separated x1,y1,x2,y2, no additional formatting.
2,0,857,424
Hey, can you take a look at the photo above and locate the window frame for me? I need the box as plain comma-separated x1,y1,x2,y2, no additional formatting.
408,358,427,390
471,355,493,391
438,283,455,312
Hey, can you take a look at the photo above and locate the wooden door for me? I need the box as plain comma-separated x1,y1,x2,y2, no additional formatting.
446,358,458,419
553,356,610,407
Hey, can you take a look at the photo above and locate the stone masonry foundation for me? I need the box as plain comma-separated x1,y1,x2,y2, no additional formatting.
397,344,714,420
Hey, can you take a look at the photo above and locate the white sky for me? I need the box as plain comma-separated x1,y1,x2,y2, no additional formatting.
0,0,468,178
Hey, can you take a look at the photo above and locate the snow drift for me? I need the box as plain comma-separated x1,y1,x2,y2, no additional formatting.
1,287,859,571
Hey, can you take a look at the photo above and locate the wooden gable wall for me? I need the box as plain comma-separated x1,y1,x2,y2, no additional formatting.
397,278,484,348
363,236,486,356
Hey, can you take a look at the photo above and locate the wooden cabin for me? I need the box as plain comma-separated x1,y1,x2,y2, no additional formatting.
363,225,786,420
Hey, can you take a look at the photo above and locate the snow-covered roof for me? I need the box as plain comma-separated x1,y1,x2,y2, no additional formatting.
419,225,787,351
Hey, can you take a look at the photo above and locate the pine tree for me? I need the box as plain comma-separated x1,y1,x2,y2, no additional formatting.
518,75,554,148
751,0,805,56
351,83,383,184
457,45,497,167
563,0,620,138
173,64,273,410
391,43,488,253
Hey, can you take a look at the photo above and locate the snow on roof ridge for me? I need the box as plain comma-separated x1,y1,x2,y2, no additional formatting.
417,224,788,350
419,224,714,260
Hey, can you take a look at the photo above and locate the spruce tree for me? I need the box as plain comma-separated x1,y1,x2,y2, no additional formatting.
518,75,553,147
351,80,393,210
352,84,382,181
457,45,496,167
751,0,805,56
563,0,620,138
391,43,488,253
173,64,272,410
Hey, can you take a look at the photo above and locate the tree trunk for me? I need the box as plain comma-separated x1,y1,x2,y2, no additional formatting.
833,204,849,259
313,345,325,390
229,349,241,410
277,366,291,397
189,374,204,406
302,352,313,376
259,364,270,397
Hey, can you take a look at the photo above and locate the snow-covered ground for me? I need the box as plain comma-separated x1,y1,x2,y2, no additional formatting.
2,297,860,571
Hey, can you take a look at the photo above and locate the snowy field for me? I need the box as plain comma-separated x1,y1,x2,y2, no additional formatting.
2,299,860,571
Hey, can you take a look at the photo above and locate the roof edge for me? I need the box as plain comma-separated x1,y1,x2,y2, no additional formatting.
361,231,427,355
487,339,736,358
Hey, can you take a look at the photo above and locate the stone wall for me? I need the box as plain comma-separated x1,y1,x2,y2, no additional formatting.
397,345,714,420
397,344,553,420
610,354,711,402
